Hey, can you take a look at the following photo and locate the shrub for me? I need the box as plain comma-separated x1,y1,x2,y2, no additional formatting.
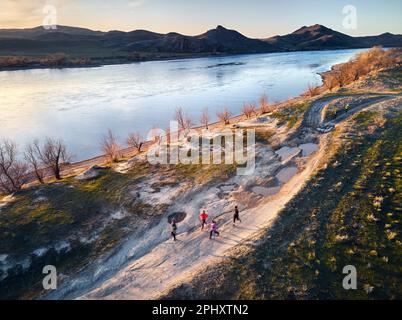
242,103,256,118
217,107,232,125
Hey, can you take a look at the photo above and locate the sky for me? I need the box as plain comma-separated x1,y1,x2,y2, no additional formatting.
0,0,401,37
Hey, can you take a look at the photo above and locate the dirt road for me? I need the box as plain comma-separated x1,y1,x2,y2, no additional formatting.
302,93,400,129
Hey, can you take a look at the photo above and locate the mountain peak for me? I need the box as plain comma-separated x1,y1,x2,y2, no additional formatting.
293,24,331,34
216,25,227,31
311,24,327,29
201,25,248,41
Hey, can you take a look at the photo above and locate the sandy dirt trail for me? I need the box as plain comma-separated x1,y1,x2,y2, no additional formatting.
302,93,398,128
80,139,326,300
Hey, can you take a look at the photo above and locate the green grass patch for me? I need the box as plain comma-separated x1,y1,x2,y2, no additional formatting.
353,111,379,128
0,162,150,254
174,162,238,185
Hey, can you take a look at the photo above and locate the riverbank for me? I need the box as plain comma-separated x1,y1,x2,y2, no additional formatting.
0,51,255,72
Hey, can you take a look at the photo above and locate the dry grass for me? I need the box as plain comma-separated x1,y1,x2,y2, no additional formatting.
322,47,402,90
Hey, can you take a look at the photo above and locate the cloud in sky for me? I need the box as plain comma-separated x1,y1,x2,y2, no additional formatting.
128,0,146,8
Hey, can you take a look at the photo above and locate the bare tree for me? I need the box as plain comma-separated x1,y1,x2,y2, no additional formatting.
217,107,232,125
259,94,271,114
24,140,45,184
175,107,192,131
35,138,70,180
149,127,163,145
242,103,256,119
40,53,69,67
164,127,170,145
101,130,120,163
307,84,321,97
0,139,28,193
126,132,143,152
320,47,401,92
200,108,210,129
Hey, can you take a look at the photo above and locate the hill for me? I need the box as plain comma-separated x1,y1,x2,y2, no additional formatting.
263,24,402,50
0,24,400,61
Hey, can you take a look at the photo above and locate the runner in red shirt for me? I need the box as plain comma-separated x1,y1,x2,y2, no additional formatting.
199,210,209,230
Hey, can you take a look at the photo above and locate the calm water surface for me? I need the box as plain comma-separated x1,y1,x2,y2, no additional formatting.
0,49,366,160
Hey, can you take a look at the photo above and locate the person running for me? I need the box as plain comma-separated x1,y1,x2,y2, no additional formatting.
171,219,178,241
209,220,220,239
199,210,209,230
233,205,241,225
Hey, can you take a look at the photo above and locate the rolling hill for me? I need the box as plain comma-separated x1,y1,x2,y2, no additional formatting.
263,24,402,50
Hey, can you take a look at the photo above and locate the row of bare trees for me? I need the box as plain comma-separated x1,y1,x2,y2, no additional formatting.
40,54,91,67
0,138,70,194
1,93,279,191
0,56,30,68
0,54,92,69
101,129,144,163
101,98,275,162
1,87,301,192
174,94,275,131
303,47,402,96
0,90,287,192
0,130,146,193
322,47,401,91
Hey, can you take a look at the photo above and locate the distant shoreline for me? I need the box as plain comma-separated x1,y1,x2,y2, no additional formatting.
0,52,226,72
2,23,400,73
0,46,379,73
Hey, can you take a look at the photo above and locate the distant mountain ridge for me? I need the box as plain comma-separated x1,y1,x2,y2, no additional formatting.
0,24,400,57
263,24,402,50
